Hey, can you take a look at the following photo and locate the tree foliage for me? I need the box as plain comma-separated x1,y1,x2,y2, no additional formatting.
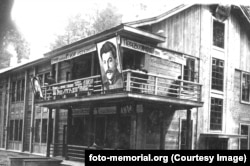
50,3,122,50
92,3,122,34
0,0,30,69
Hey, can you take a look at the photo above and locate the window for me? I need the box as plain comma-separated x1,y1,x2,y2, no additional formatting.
37,72,50,86
34,108,54,144
11,82,16,102
242,73,250,102
34,119,41,143
213,20,225,48
210,98,223,130
41,119,48,143
9,120,14,140
184,58,195,82
9,119,22,141
11,79,25,102
239,124,249,150
212,58,224,91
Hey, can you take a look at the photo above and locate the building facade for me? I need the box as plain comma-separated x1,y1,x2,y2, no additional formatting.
0,4,249,162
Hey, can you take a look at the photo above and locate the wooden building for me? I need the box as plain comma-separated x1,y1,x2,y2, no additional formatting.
0,4,249,162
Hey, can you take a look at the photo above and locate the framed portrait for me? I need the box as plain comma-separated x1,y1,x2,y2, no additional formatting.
97,37,123,90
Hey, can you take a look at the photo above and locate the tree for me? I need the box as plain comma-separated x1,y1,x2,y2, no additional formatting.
0,0,30,69
92,3,122,34
50,3,122,50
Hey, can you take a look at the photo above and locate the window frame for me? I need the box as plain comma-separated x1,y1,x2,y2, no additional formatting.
9,118,23,142
211,58,224,92
239,123,249,150
241,72,250,104
213,19,225,49
210,97,223,131
34,107,54,144
11,79,25,103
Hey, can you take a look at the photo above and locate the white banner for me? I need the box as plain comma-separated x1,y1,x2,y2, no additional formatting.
51,44,96,64
121,38,186,65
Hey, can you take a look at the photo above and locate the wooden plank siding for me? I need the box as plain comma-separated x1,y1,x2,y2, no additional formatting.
152,5,201,58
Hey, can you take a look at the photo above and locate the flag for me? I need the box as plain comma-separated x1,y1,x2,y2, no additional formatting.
31,76,43,99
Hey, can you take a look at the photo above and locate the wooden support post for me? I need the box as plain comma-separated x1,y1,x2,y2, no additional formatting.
22,70,29,152
160,110,165,150
65,107,72,159
154,77,158,95
46,108,53,157
126,71,131,91
52,63,59,156
29,67,36,153
248,126,250,150
131,103,137,149
5,76,11,150
115,105,120,149
186,109,192,149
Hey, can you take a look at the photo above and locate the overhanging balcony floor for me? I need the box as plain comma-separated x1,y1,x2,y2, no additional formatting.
36,91,203,109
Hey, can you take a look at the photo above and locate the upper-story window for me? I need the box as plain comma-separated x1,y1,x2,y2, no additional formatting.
38,72,51,86
213,20,225,49
11,79,25,102
242,72,250,103
212,58,224,91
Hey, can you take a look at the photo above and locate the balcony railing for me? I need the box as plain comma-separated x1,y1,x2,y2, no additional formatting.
40,69,202,102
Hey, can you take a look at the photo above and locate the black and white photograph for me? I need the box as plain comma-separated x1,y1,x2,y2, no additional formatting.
0,0,250,165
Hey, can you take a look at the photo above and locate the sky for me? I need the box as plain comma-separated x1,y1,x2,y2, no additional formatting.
10,0,250,62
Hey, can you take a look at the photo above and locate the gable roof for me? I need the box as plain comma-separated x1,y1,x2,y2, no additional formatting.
125,4,250,28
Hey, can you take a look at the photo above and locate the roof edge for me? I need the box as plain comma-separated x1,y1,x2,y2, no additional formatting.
124,4,194,27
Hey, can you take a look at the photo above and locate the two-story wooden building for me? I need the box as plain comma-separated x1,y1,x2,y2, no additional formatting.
0,3,249,163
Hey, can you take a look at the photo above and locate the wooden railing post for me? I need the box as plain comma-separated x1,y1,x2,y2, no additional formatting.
178,80,182,99
126,71,131,92
154,77,158,95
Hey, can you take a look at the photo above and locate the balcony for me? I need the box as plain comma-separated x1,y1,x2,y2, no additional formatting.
38,70,202,108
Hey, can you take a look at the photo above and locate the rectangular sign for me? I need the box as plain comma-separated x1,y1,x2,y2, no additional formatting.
121,38,186,65
52,78,94,97
51,44,96,64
